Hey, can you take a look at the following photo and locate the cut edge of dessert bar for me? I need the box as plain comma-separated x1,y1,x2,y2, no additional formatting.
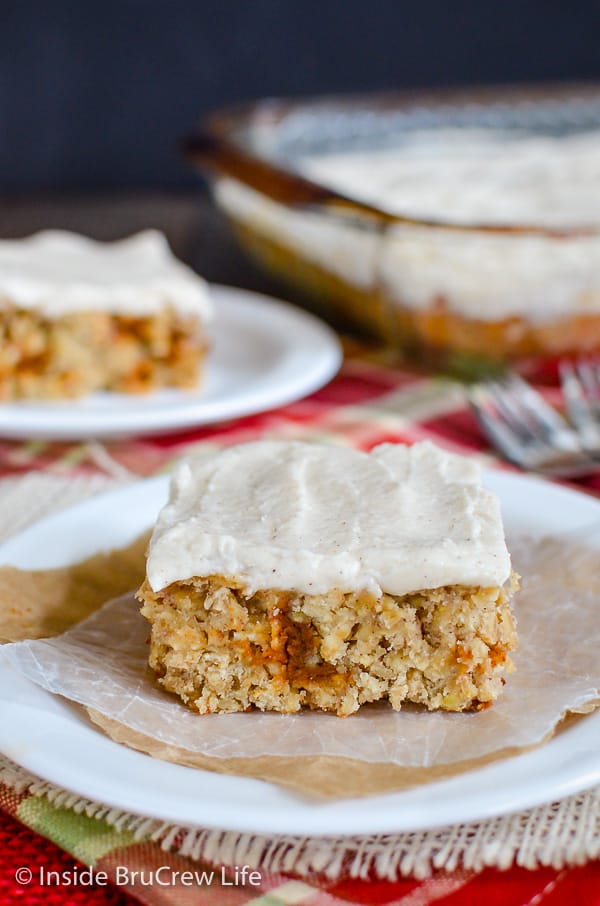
0,230,212,400
137,440,519,717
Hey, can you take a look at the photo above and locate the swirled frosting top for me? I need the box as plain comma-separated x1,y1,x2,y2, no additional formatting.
301,129,600,228
146,440,511,596
0,230,212,319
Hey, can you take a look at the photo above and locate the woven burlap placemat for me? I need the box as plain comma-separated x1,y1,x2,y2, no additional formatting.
0,471,598,879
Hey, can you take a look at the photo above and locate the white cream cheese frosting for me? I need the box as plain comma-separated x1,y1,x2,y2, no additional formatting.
301,129,600,229
215,128,600,324
0,230,212,320
146,440,511,596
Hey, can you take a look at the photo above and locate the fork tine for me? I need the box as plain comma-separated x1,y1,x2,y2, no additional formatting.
560,360,600,451
468,388,530,465
488,376,579,452
560,360,586,415
501,374,568,435
485,384,535,443
590,360,600,390
576,360,600,407
470,371,600,477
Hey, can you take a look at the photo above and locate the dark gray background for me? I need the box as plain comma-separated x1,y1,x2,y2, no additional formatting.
1,0,600,192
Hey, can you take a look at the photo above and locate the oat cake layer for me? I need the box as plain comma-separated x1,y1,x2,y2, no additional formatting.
0,230,212,399
138,441,518,716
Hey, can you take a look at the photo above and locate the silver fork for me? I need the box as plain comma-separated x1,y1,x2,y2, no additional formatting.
559,360,600,456
468,373,600,477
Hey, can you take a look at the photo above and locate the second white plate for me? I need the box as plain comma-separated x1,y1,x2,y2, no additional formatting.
0,285,342,440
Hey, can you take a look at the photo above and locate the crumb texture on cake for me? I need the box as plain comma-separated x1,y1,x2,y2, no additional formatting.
0,230,211,399
0,305,206,399
138,573,519,717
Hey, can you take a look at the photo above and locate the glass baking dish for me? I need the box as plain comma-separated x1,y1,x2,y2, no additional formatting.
184,85,600,374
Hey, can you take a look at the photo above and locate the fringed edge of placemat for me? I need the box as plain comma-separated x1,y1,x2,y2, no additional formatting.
1,755,599,881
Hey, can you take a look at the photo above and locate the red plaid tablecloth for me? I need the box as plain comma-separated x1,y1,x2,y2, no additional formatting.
0,340,599,905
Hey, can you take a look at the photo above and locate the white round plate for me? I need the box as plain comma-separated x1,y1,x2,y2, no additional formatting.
0,471,599,836
0,285,342,440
